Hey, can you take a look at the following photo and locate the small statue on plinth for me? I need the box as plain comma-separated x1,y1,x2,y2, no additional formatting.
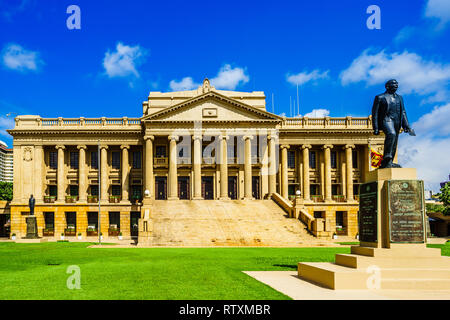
29,194,35,215
24,194,39,239
371,79,416,169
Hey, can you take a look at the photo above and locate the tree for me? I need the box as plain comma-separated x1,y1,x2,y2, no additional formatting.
439,182,450,216
0,182,13,201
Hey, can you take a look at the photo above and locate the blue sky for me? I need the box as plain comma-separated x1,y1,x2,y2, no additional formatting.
0,0,449,191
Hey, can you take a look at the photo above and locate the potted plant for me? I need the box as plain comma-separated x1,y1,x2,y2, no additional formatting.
11,233,16,240
118,232,123,240
131,195,140,204
332,232,337,240
60,233,65,240
87,195,98,203
77,232,82,240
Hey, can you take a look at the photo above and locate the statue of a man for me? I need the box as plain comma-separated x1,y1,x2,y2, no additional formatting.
372,79,414,168
28,194,35,215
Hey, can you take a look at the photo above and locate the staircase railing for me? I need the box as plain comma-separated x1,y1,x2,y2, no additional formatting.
298,208,315,230
270,193,293,217
298,208,332,238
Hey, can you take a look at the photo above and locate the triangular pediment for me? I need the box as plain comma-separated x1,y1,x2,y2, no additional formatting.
141,91,281,122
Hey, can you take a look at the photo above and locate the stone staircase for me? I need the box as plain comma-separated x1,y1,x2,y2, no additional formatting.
147,200,332,247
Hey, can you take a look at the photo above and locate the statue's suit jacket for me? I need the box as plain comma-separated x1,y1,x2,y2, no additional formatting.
29,198,35,210
371,92,410,133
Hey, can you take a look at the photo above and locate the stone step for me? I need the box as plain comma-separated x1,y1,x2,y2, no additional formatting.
298,261,450,290
148,200,322,247
351,245,442,258
335,253,450,269
297,262,368,289
381,279,450,290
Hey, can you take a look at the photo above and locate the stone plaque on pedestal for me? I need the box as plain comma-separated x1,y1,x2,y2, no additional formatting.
24,216,39,239
387,180,425,243
358,181,378,243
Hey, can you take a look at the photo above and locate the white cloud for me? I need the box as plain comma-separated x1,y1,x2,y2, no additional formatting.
210,64,249,90
168,64,249,91
103,42,148,78
303,108,330,118
393,26,416,44
1,0,31,21
0,116,14,139
340,49,450,102
169,77,199,91
1,43,43,72
425,0,450,28
286,69,329,86
398,103,450,192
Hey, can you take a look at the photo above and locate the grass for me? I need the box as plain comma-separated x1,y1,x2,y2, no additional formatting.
0,242,448,300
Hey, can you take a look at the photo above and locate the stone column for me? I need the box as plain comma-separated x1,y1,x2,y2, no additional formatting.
302,145,311,201
144,136,154,200
268,133,277,196
219,134,229,200
244,135,253,199
77,145,87,202
260,135,269,198
168,135,179,200
280,144,290,199
345,144,355,202
192,134,202,199
55,145,65,203
34,145,43,202
120,145,130,203
100,145,108,203
323,144,333,202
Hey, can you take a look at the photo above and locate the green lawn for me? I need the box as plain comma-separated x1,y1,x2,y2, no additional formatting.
0,242,448,300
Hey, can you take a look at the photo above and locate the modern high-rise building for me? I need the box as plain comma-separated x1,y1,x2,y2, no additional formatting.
0,141,13,183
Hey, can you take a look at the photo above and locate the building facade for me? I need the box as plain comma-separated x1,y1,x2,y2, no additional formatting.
7,79,384,240
0,141,13,183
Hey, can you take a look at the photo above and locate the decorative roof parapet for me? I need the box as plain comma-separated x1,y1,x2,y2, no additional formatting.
12,116,141,129
281,115,372,130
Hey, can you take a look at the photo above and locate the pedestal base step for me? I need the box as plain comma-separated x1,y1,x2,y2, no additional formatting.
335,253,450,269
298,262,368,289
298,261,450,290
351,245,442,258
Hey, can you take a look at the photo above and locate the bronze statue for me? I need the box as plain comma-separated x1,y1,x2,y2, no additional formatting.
372,79,415,168
28,194,35,215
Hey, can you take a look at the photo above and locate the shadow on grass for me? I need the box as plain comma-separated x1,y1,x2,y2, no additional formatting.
273,264,297,269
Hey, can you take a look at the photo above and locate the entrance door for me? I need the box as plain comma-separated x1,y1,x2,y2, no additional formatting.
228,176,237,199
252,176,260,199
130,212,141,238
178,177,190,199
202,176,214,200
155,177,167,200
0,215,9,238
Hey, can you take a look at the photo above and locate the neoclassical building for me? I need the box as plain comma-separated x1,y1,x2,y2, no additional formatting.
7,79,384,241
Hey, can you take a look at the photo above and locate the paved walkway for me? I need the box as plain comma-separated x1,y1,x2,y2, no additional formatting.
244,271,450,300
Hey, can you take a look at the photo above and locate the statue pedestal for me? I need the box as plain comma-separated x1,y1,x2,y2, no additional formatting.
297,168,450,290
23,216,40,239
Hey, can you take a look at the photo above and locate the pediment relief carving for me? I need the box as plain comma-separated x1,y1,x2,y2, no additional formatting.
142,91,281,123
